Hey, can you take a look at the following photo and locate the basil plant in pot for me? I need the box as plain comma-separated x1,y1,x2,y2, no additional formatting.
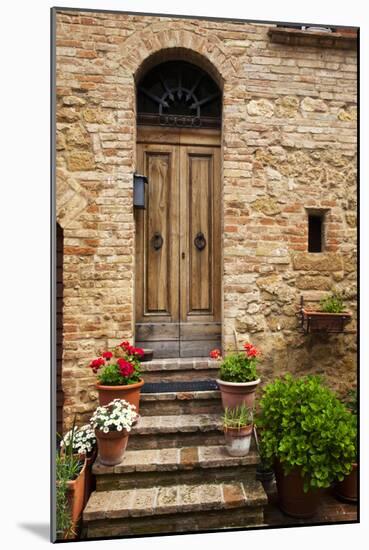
257,374,356,519
89,340,145,413
210,343,261,410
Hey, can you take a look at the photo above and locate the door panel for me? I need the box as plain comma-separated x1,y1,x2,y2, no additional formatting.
135,129,221,357
180,146,221,324
135,144,180,325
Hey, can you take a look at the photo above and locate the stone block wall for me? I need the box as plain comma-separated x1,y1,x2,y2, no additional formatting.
55,9,357,428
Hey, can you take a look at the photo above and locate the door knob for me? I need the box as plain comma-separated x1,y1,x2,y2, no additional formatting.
151,232,163,250
194,232,206,251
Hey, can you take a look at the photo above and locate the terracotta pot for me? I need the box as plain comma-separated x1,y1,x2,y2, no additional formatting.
302,308,352,333
96,378,144,413
335,463,358,502
224,424,253,456
216,378,260,410
82,449,97,507
95,429,129,466
274,460,322,518
65,457,87,538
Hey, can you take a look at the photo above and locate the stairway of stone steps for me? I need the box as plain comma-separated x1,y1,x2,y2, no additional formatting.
83,358,267,538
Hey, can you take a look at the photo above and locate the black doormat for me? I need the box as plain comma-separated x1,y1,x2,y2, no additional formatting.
141,380,219,393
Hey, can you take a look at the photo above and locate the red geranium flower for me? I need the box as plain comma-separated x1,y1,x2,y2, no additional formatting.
117,358,134,378
131,347,144,358
102,351,113,360
89,357,105,373
243,342,259,358
119,341,130,350
209,349,221,359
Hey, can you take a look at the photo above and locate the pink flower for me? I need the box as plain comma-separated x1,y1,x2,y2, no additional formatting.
131,347,144,358
102,351,113,360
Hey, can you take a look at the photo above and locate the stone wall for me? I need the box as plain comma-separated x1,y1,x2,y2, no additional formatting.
55,9,357,428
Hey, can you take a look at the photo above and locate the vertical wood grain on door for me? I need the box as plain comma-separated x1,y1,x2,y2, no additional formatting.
135,144,179,323
180,146,221,323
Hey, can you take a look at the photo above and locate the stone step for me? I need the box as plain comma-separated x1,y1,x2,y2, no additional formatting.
93,443,259,491
140,390,222,415
83,479,267,537
141,357,220,382
128,413,223,450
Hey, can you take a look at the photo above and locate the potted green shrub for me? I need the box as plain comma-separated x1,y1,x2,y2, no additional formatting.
301,292,352,333
90,398,138,466
210,343,261,410
89,340,145,413
257,374,356,518
223,404,254,457
57,424,87,540
335,389,358,502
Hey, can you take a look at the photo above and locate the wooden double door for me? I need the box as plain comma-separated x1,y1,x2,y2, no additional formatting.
135,127,221,358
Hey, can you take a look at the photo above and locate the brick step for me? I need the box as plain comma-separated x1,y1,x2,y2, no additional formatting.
93,443,259,491
140,390,221,415
83,479,267,538
128,413,223,450
141,357,219,382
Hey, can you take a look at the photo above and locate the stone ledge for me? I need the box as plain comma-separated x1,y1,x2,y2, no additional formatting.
93,443,258,475
268,27,357,49
132,413,222,435
141,390,220,402
141,358,220,372
83,479,267,521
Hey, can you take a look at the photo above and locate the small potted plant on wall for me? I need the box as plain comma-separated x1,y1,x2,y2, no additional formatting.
90,398,137,466
335,389,358,502
257,374,357,518
301,292,352,333
210,343,261,410
223,404,254,457
89,340,145,413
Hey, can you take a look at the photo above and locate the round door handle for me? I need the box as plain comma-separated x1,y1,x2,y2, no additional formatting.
194,231,206,251
151,232,163,250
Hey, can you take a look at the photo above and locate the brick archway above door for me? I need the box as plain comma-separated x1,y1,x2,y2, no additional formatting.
118,25,235,84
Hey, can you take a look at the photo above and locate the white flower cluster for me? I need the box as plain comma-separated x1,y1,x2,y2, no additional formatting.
90,399,137,434
60,424,96,456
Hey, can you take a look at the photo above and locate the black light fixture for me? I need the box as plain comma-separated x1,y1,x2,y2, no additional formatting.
133,173,148,209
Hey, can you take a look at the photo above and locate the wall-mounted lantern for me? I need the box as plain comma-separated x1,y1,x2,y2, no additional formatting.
133,173,148,209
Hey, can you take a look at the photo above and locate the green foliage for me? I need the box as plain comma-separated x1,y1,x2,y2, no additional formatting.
56,419,84,539
344,388,357,415
320,292,345,313
219,352,258,383
256,374,357,492
98,362,141,386
223,404,253,429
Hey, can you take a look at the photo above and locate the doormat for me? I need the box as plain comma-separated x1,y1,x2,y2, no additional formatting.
141,380,219,393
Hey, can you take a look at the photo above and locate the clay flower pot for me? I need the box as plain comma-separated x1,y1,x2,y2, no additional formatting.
96,378,144,413
95,429,129,466
82,449,97,507
65,457,87,538
335,463,358,502
216,378,261,410
274,460,322,518
224,424,253,457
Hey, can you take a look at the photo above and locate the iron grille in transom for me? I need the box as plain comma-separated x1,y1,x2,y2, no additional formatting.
137,61,222,129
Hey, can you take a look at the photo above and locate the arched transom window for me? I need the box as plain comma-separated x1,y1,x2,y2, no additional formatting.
137,61,221,129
